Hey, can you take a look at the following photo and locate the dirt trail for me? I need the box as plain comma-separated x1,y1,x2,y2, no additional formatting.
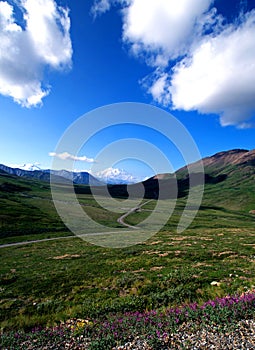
0,235,74,249
117,200,153,229
0,200,153,248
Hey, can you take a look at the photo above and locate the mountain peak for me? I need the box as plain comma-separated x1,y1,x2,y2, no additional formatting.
19,163,42,171
202,149,253,168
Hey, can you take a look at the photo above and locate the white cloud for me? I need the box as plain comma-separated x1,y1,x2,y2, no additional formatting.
122,0,215,64
169,10,255,127
91,0,130,18
91,0,111,17
49,152,96,163
92,0,255,128
0,0,72,107
126,2,255,128
146,72,170,105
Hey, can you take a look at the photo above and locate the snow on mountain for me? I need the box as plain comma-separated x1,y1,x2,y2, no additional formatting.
10,163,42,171
0,164,144,185
94,167,143,184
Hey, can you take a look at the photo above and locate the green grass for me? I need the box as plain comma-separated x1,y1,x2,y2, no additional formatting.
0,178,122,242
1,216,255,330
0,231,73,245
0,175,65,238
201,164,255,211
2,292,255,349
0,173,255,331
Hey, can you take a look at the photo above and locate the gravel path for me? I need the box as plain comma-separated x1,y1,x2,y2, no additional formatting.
0,235,75,248
117,200,153,229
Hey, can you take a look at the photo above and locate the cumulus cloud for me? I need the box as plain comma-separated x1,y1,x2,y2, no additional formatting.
0,0,72,107
91,0,111,17
91,0,130,18
122,0,215,64
145,71,170,105
49,152,96,163
92,0,255,128
169,11,255,127
125,2,255,127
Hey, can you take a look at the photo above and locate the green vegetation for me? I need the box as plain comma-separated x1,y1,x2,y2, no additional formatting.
0,173,122,244
1,292,255,349
0,173,65,240
1,203,255,330
201,164,255,212
0,156,255,334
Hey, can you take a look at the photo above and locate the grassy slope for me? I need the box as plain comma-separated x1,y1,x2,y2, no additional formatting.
202,163,255,211
0,164,255,331
0,174,122,244
0,173,67,241
177,149,255,212
1,214,255,331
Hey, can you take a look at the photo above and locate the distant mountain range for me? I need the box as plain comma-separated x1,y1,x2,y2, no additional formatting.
0,164,142,185
1,149,255,211
0,164,103,186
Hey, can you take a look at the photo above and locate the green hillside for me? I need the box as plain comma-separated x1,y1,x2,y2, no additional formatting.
0,149,254,331
192,149,255,211
0,172,68,242
0,149,254,242
0,173,121,244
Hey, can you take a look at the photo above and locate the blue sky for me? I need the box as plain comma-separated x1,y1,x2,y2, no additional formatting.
0,0,255,181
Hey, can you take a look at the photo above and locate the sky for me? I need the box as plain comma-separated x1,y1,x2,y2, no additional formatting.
0,0,255,182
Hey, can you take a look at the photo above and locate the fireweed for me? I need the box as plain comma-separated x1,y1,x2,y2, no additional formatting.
1,291,255,349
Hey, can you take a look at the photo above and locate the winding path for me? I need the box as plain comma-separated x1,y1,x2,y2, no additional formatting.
0,200,153,248
117,200,153,229
0,235,75,249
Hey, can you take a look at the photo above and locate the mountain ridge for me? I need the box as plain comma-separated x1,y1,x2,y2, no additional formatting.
100,149,255,210
0,149,254,206
0,148,254,212
0,164,103,186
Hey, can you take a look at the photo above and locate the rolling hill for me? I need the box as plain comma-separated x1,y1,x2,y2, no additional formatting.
0,148,254,236
107,149,255,211
183,149,255,211
1,149,254,336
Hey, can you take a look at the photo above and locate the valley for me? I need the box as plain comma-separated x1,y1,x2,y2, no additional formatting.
0,149,254,347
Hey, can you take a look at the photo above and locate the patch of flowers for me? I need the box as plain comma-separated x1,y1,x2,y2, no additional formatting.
85,291,255,348
1,291,255,349
0,325,73,349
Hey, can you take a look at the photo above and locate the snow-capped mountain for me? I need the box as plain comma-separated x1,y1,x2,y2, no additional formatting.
0,164,144,185
94,167,142,184
0,164,103,185
16,163,42,171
